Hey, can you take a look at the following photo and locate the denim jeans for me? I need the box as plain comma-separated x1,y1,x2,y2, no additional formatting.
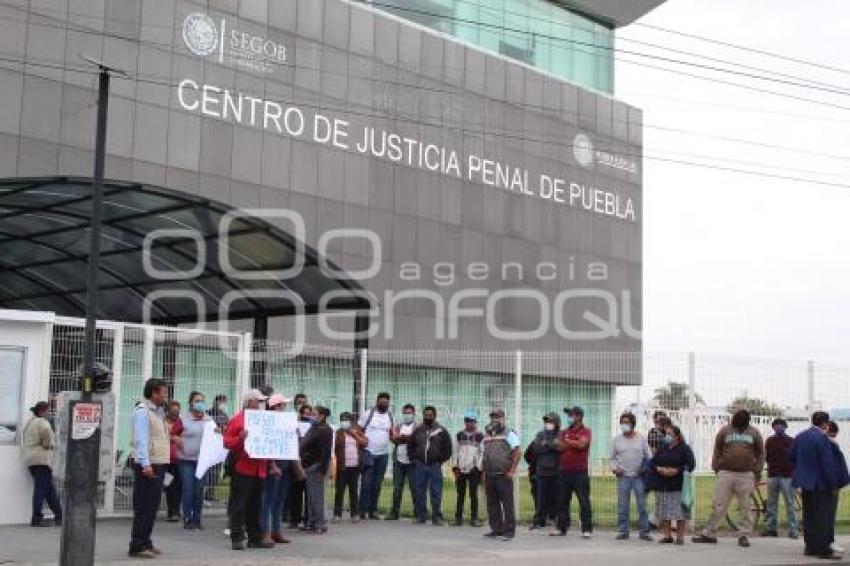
390,460,415,515
28,465,62,524
616,476,649,536
178,460,205,527
261,464,291,532
766,476,799,535
358,452,389,516
413,461,444,520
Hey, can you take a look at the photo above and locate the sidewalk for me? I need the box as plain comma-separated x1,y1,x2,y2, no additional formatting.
0,516,837,565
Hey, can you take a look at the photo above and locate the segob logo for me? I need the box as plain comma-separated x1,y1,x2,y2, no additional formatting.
572,132,595,168
182,13,218,57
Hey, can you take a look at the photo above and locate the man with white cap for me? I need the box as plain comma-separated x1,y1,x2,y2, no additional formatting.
224,389,271,551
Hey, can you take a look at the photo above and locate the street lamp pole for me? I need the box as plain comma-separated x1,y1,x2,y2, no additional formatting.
59,59,123,566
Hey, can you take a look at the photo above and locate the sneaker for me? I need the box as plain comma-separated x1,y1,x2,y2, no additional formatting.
616,533,629,540
549,529,567,537
582,532,592,539
639,534,654,542
738,536,750,548
128,549,157,559
147,547,162,556
231,541,245,551
415,517,427,525
183,522,195,530
166,514,179,523
659,537,674,544
832,543,845,553
762,530,779,537
483,531,500,538
692,535,718,544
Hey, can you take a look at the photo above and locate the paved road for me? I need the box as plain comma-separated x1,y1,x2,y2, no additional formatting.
0,516,842,565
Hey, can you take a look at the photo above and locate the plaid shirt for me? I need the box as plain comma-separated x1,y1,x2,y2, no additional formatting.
647,427,665,452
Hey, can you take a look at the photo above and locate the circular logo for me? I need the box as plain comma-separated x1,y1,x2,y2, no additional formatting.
573,133,595,168
182,13,218,57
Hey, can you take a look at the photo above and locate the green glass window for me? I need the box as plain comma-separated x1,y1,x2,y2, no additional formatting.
366,0,615,94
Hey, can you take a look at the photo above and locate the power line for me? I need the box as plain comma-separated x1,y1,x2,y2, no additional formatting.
4,54,850,192
635,22,850,78
6,0,850,105
2,7,850,166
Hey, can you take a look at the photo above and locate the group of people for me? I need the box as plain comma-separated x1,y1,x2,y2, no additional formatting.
602,409,849,561
22,378,848,561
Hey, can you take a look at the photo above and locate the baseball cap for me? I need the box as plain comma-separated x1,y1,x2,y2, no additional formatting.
267,393,290,408
564,406,584,417
489,409,505,418
243,389,268,404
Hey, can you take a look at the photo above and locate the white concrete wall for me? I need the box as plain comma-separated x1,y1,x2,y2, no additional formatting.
0,310,54,525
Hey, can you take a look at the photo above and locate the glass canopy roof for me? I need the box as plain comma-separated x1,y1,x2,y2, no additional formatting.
0,177,370,323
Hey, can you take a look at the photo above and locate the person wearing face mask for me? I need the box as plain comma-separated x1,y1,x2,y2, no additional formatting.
530,413,561,530
164,400,183,523
650,425,695,545
224,389,271,551
790,411,850,560
128,378,170,559
452,410,484,527
482,409,521,541
408,406,453,525
176,392,213,530
693,409,764,548
762,418,798,539
333,412,368,522
300,406,334,533
387,404,417,520
551,406,593,538
260,394,293,545
610,412,653,541
287,403,313,529
358,392,394,520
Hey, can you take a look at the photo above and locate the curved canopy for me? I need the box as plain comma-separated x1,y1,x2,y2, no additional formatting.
0,177,370,323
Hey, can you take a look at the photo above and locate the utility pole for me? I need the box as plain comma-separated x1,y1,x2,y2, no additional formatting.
60,58,123,566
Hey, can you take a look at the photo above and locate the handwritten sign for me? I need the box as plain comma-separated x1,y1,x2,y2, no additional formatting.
244,410,299,460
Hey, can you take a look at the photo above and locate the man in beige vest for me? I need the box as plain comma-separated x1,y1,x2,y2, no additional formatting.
22,400,62,527
128,378,169,559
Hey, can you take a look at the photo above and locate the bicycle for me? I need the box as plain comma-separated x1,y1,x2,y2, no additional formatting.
725,480,802,532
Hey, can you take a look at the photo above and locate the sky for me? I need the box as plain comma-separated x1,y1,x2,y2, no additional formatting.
616,0,850,368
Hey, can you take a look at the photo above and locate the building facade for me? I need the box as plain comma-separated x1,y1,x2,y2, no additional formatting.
0,0,662,467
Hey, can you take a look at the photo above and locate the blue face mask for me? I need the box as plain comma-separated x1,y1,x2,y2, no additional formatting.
308,416,318,425
192,401,207,413
340,421,351,431
663,435,674,445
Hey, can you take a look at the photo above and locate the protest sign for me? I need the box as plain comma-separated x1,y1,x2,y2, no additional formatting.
196,420,228,479
244,410,299,460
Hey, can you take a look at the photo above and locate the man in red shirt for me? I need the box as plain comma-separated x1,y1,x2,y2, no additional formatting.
224,389,271,551
550,406,593,538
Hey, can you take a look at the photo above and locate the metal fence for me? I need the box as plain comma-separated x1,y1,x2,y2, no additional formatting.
40,319,850,527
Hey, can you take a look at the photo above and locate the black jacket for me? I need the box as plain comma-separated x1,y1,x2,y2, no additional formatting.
300,421,333,475
408,421,452,465
532,429,561,477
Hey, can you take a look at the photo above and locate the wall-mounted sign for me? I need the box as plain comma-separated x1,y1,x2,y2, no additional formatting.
71,402,101,440
182,11,289,74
